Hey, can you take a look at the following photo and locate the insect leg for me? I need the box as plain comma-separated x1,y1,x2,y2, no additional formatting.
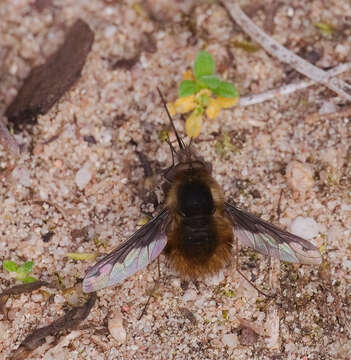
235,234,273,298
138,257,162,320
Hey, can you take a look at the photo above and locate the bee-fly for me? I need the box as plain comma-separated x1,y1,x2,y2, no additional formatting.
82,90,322,294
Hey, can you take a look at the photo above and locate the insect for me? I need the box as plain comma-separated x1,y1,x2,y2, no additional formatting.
82,91,322,294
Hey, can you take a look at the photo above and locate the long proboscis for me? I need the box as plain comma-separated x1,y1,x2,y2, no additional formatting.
157,87,185,151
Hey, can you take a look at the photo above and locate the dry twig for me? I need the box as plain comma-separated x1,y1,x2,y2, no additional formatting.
0,281,55,296
239,63,351,107
11,293,97,360
222,1,351,101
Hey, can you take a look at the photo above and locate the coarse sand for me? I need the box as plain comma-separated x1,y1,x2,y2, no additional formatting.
0,1,350,359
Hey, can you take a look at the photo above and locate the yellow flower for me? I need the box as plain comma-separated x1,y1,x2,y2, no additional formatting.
183,70,194,80
185,110,203,138
173,95,197,114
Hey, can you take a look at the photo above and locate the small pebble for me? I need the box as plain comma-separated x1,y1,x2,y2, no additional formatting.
104,25,117,38
335,43,348,57
290,216,319,239
222,333,238,348
31,293,43,303
170,277,181,288
194,296,205,308
320,146,346,170
54,159,63,168
43,348,69,360
343,259,351,270
12,166,32,187
238,327,259,346
108,311,126,344
327,294,334,304
100,128,113,144
327,226,342,243
7,308,19,321
54,293,66,305
286,161,314,194
182,289,197,302
287,7,294,17
0,321,10,341
319,101,337,115
75,162,92,190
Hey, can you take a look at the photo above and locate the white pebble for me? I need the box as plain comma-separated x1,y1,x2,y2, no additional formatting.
10,63,18,75
327,226,342,243
170,277,181,288
290,216,319,240
31,293,43,303
108,311,126,344
54,294,66,305
104,6,116,16
43,348,69,360
182,289,197,302
12,166,31,187
287,7,294,17
335,43,348,57
100,128,113,144
286,161,314,194
327,294,334,303
194,297,205,308
341,204,351,211
320,146,346,170
343,259,351,270
222,333,238,348
75,162,92,190
104,25,117,38
319,101,337,115
0,321,10,341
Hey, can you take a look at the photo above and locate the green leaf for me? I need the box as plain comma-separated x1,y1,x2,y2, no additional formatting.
213,81,239,98
194,51,214,79
178,80,197,97
3,260,19,272
18,261,34,275
21,276,37,284
196,75,220,90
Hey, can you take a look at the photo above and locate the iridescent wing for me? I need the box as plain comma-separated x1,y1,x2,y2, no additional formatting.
83,209,170,293
224,202,322,264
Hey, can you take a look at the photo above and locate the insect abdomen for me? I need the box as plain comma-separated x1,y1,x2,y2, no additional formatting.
165,212,233,278
179,215,217,262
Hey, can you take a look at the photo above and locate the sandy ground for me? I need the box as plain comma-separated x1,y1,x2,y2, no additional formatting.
0,0,351,359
